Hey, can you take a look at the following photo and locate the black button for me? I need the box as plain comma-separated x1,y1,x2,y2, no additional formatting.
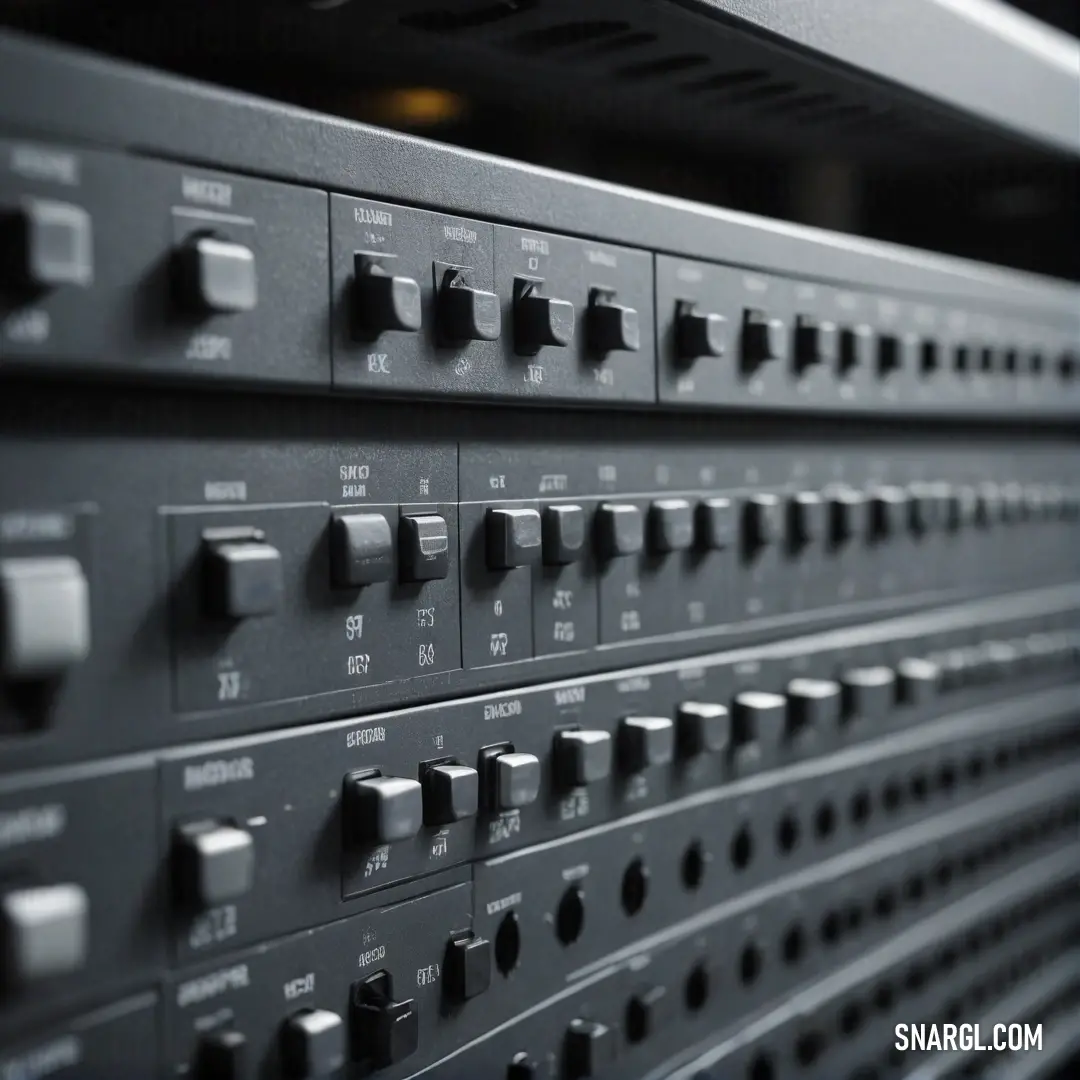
422,763,479,826
827,486,865,544
542,504,586,566
676,701,729,757
486,507,542,570
565,1019,616,1079
201,527,284,620
514,280,575,351
619,716,675,772
479,746,542,811
696,497,735,551
437,268,501,342
330,512,393,587
595,503,644,558
445,934,492,1002
789,491,826,547
195,1029,247,1080
878,333,914,376
399,513,450,582
344,773,423,845
174,233,257,315
733,691,787,749
896,658,941,705
554,729,612,787
921,339,940,374
839,324,873,373
743,493,782,551
507,1052,539,1080
648,499,694,554
676,301,727,361
794,316,838,372
588,288,639,353
742,308,785,368
786,678,841,737
173,820,256,910
352,253,422,335
351,972,419,1070
1,197,93,291
280,1009,345,1080
841,667,896,724
869,487,907,539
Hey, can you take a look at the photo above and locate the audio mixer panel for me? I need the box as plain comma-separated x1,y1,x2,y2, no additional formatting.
0,29,1078,1080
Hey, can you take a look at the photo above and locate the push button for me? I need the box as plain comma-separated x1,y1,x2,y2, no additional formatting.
351,971,419,1069
513,279,575,351
330,512,393,587
542,504,586,566
676,301,727,361
554,729,612,787
174,233,258,315
733,691,787,752
422,763,479,826
0,883,88,990
789,491,826,547
479,745,542,811
676,701,729,758
436,267,501,342
896,658,941,705
794,316,838,373
508,1053,540,1080
195,1029,247,1080
948,485,979,530
1,197,93,291
588,288,639,353
399,513,450,582
202,527,284,620
1,555,91,679
743,493,782,551
565,1019,616,1079
696,497,735,551
869,487,907,539
445,933,492,1002
280,1009,345,1080
841,666,896,724
878,333,914,376
352,252,422,335
648,499,694,554
786,678,841,737
839,324,873,373
486,508,542,570
619,716,675,772
344,773,424,845
741,308,785,369
595,503,644,559
827,486,865,544
173,820,256,909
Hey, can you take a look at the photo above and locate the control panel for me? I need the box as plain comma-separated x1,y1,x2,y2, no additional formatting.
0,30,1077,1080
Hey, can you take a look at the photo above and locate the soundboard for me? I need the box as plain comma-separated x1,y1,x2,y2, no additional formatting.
0,27,1078,1080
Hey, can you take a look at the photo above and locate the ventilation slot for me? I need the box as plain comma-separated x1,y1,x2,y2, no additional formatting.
510,20,631,55
682,68,769,96
401,0,538,33
615,54,709,81
581,30,659,56
757,92,836,117
722,80,800,107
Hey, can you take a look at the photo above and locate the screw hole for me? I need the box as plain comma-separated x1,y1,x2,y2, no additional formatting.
684,962,709,1012
782,923,805,966
555,886,585,945
730,824,754,870
776,812,800,854
814,801,836,840
739,942,762,985
495,911,521,975
681,840,706,890
621,858,649,916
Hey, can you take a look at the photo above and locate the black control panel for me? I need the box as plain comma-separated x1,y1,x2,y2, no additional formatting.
0,30,1078,1080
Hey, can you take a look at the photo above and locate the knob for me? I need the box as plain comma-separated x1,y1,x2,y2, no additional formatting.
588,288,639,353
742,309,785,368
841,667,896,724
280,1009,345,1080
896,658,941,706
542,504,586,566
648,499,694,554
486,507,542,570
676,301,727,361
445,933,492,1002
595,503,644,559
479,745,542,811
514,279,574,351
0,555,91,680
437,268,500,342
398,513,450,582
554,729,612,787
618,716,675,772
330,512,393,587
565,1018,616,1079
350,971,419,1069
788,491,826,547
794,316,838,373
173,820,256,910
676,701,730,758
839,324,873,374
173,233,258,315
422,763,479,826
786,678,841,737
195,1029,247,1080
201,527,284,620
343,772,423,845
743,493,782,551
1,197,93,291
0,883,89,991
352,252,422,336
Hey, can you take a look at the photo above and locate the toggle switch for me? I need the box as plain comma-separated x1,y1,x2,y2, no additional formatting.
352,252,422,336
513,277,574,352
741,308,785,370
445,932,492,1002
399,513,450,582
794,316,838,373
676,300,727,361
351,971,419,1069
330,512,393,587
486,507,542,570
588,288,639,353
437,266,500,342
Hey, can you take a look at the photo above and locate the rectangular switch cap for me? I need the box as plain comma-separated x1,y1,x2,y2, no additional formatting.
331,512,393,586
1,883,89,989
1,555,90,678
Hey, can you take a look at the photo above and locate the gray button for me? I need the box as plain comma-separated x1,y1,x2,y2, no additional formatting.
495,752,542,810
486,508,542,570
0,555,91,679
1,197,93,290
619,715,675,771
595,503,644,559
202,528,284,619
345,774,423,845
330,512,393,587
174,821,256,909
280,1008,346,1080
175,234,258,315
1,883,89,989
554,729,612,787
